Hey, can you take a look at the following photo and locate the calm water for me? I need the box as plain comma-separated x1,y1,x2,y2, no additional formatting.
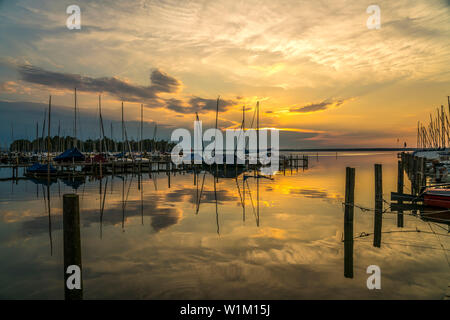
0,152,448,299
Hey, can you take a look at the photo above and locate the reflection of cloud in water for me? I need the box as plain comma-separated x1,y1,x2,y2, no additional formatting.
165,187,238,204
251,227,287,240
81,232,449,299
289,187,343,202
20,198,182,236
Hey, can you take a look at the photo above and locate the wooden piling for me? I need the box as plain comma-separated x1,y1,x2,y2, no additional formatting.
63,194,83,300
167,171,171,188
373,164,383,248
344,167,355,278
397,160,404,228
413,156,419,195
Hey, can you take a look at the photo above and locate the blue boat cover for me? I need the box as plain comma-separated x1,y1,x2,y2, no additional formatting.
27,162,57,174
54,148,85,162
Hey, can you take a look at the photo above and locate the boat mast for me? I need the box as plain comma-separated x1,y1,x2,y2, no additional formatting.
215,96,220,178
121,101,125,156
140,103,143,156
99,95,103,176
47,95,51,176
256,101,259,162
74,88,77,149
36,122,39,153
110,122,113,153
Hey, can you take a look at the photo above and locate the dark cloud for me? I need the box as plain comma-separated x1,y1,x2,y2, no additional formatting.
150,69,180,93
0,100,174,144
15,64,235,115
165,98,187,114
17,65,180,102
166,97,236,114
290,99,346,113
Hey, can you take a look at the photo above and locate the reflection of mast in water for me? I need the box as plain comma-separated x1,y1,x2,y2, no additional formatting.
196,172,206,215
122,176,125,231
235,177,245,223
244,177,258,226
121,175,133,231
256,169,260,227
150,172,158,191
140,173,144,225
42,184,53,256
243,176,245,222
214,172,219,235
99,177,108,239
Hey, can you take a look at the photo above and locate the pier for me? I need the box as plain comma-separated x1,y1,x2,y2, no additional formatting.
0,153,309,181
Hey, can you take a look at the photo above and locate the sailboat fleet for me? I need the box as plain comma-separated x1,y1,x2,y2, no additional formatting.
20,89,169,177
2,88,284,181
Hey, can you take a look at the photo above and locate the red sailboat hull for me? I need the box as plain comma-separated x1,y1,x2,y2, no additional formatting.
423,188,450,208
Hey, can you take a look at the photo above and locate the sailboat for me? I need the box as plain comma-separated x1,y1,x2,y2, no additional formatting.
208,97,248,179
54,88,86,163
26,95,58,177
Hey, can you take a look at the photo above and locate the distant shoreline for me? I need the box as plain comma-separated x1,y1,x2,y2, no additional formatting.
279,148,417,152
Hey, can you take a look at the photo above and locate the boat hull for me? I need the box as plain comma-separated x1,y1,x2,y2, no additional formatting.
424,192,450,208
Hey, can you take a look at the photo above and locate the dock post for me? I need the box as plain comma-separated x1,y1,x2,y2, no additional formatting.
420,157,426,187
290,155,293,175
373,164,383,248
413,156,419,195
344,167,355,278
168,170,171,188
63,194,83,300
397,160,404,228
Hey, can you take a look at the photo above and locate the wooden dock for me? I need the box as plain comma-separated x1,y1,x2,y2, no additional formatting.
0,154,308,181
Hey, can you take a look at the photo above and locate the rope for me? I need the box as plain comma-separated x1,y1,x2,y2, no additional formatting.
344,228,450,240
427,222,450,267
354,238,450,252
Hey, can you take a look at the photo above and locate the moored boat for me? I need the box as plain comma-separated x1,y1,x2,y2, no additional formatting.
423,187,450,208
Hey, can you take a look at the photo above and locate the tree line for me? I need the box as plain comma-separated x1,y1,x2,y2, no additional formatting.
9,136,175,153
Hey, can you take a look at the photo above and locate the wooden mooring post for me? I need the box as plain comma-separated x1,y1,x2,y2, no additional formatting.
344,167,355,278
373,164,383,248
63,194,83,300
397,160,404,228
412,156,419,195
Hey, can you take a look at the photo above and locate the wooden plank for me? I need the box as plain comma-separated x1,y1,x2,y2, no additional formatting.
390,192,423,202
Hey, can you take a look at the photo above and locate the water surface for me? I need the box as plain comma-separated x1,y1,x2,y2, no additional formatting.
0,152,448,299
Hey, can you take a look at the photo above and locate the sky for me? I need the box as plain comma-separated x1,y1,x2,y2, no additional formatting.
0,0,449,148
